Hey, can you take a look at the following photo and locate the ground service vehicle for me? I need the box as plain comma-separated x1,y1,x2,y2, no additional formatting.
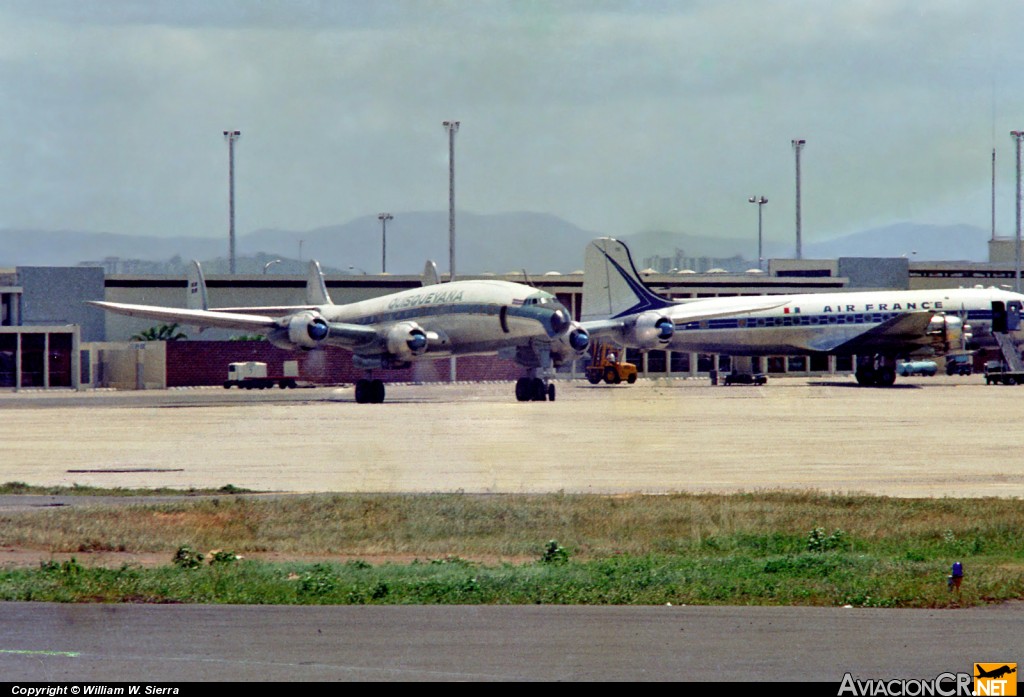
984,361,1024,385
945,355,973,376
585,344,638,385
224,361,299,389
896,360,937,377
724,372,767,385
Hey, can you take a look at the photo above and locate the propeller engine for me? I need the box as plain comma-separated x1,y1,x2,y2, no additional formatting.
553,322,591,356
386,321,429,361
926,313,966,353
267,311,330,350
624,311,675,349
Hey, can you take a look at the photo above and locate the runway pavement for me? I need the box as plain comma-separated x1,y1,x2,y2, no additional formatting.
0,602,1020,682
0,376,1021,497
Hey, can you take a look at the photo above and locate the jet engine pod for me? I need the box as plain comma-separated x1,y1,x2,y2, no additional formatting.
626,311,674,349
386,321,429,360
268,311,330,350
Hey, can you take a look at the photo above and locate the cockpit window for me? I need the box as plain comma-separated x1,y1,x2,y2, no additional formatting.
523,295,555,306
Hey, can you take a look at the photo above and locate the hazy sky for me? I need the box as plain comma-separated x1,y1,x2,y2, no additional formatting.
2,0,1024,250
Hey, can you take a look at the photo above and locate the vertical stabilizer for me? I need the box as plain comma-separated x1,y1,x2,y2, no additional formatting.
187,260,209,311
422,260,440,287
306,260,333,305
581,237,673,321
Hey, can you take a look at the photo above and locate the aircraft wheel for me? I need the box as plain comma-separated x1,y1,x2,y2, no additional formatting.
531,378,547,401
371,379,386,403
515,377,531,402
604,368,617,384
354,379,369,404
877,367,897,387
855,370,875,386
547,383,556,402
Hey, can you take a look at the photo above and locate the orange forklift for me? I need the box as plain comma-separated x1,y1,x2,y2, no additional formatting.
585,343,639,385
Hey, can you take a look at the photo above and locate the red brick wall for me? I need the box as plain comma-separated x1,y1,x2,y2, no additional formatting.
165,341,522,387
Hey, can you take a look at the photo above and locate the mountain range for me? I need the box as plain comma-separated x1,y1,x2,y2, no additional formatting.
0,213,995,274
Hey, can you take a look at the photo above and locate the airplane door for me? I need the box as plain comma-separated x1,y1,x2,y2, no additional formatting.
992,301,1007,333
1008,301,1022,332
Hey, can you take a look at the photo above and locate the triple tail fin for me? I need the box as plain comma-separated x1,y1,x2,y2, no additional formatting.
580,237,674,321
306,260,333,305
186,260,209,311
422,260,440,287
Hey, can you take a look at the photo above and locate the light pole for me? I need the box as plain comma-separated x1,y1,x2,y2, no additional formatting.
377,213,393,273
223,130,241,274
443,120,460,282
1012,131,1024,293
792,139,805,260
748,196,768,270
262,259,282,274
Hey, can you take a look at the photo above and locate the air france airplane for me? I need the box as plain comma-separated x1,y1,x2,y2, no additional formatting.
91,260,591,403
581,237,1024,386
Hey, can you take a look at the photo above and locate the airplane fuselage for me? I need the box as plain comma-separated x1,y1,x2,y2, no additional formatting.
663,287,1024,355
318,279,568,358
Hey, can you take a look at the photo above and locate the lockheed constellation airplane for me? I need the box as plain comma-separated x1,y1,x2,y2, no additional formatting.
91,260,592,403
580,237,1024,386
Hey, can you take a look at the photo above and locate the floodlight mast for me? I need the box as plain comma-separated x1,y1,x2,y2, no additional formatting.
443,120,460,282
378,213,393,273
223,130,241,274
1012,131,1024,293
748,196,768,270
791,139,806,260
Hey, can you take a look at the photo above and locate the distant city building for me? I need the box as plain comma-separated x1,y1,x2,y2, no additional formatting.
642,249,748,273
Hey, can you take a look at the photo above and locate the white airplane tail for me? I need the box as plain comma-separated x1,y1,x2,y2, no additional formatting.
581,237,675,321
422,260,440,287
186,260,209,311
306,260,333,305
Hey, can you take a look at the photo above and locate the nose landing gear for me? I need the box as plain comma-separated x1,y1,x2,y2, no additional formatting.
515,376,555,402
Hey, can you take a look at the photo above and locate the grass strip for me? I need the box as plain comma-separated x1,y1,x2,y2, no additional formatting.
0,490,1020,607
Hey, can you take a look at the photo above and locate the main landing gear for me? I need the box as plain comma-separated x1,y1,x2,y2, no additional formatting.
855,355,897,387
515,376,556,402
354,378,386,404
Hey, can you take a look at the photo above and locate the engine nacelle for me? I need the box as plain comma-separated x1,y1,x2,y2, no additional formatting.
553,322,591,356
386,321,429,361
624,311,674,349
267,311,330,350
926,313,966,353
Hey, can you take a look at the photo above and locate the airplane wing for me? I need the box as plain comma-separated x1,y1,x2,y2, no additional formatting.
89,301,280,332
88,301,380,348
817,312,938,354
208,305,319,316
667,297,790,322
582,296,789,343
